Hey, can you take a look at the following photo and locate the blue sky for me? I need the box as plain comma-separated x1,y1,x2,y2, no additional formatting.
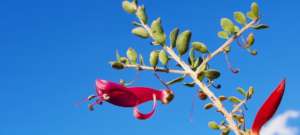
0,0,299,135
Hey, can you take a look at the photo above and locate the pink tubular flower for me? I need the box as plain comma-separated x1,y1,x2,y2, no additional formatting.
87,79,174,120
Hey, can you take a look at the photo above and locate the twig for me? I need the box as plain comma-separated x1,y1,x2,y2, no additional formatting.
195,19,258,75
133,9,258,135
123,64,188,75
231,99,247,114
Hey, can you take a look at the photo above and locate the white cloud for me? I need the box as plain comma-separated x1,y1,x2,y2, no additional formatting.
260,110,300,135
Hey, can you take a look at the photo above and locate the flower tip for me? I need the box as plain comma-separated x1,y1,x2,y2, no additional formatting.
161,90,174,104
95,79,108,89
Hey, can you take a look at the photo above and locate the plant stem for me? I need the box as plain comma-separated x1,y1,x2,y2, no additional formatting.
195,19,257,75
135,13,257,135
123,64,188,75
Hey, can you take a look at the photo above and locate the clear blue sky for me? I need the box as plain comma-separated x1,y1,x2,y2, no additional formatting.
0,0,299,135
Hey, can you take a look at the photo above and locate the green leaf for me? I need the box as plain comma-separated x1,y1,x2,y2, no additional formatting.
132,27,149,38
126,48,138,64
208,121,220,130
158,50,168,65
217,31,229,39
204,103,214,110
251,2,259,18
136,6,147,24
151,18,166,44
192,42,208,53
228,96,241,104
110,61,124,69
184,82,195,87
149,50,159,67
139,54,144,65
236,87,247,97
221,18,235,33
247,86,254,99
176,30,192,56
116,50,121,62
252,24,269,30
192,57,203,69
188,48,195,66
169,27,179,48
119,57,129,64
224,46,231,53
166,76,184,85
245,33,255,48
247,11,256,20
122,1,136,14
234,25,240,33
234,11,247,25
204,69,221,80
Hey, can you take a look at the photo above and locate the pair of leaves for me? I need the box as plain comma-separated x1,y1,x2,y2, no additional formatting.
149,50,169,67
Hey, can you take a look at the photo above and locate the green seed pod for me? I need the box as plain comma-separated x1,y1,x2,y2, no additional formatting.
158,50,168,65
208,121,220,130
204,69,221,80
204,103,214,110
234,11,247,25
151,18,166,44
122,1,137,14
251,2,259,18
111,61,124,69
149,50,159,67
176,30,192,56
169,27,179,48
228,96,241,104
221,18,235,33
192,42,208,53
132,27,149,38
217,31,229,39
126,48,138,64
136,6,147,24
245,33,255,48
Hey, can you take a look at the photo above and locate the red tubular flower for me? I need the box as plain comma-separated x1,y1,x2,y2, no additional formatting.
251,79,286,135
89,79,174,120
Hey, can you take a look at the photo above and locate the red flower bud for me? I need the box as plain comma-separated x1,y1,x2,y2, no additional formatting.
251,79,286,135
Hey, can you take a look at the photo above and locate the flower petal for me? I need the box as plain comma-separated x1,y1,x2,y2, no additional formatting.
133,94,157,120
